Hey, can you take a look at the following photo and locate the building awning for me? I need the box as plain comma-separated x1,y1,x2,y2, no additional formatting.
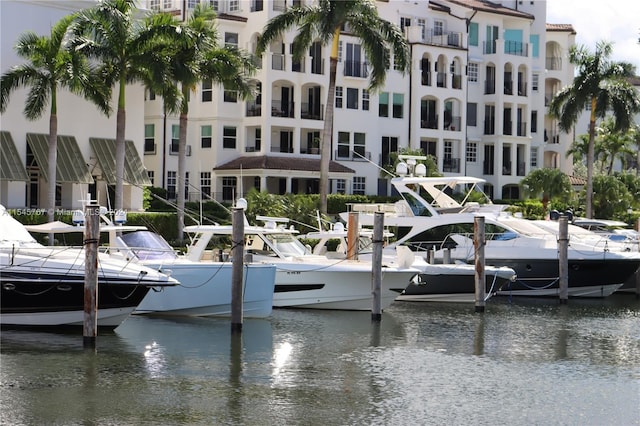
89,138,151,186
214,155,355,176
1,131,29,181
25,133,93,184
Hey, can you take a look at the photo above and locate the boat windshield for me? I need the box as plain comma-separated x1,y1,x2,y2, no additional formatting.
262,233,308,257
120,231,178,261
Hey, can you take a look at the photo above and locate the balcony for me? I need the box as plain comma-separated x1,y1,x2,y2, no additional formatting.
444,116,461,131
246,101,261,117
301,103,324,120
344,60,369,78
483,161,494,175
546,56,562,70
271,101,294,118
502,161,512,176
484,120,495,135
485,80,496,95
483,40,497,55
423,30,463,48
420,115,438,129
517,121,527,137
504,41,528,57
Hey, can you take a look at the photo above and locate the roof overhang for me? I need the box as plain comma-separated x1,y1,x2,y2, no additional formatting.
89,138,152,186
26,133,93,184
1,131,29,181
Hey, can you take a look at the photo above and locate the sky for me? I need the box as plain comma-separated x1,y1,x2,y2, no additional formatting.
545,0,640,71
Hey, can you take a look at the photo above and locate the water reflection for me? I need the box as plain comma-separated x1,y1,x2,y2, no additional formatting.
1,296,638,425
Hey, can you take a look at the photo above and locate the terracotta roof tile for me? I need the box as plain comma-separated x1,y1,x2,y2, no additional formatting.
546,23,577,34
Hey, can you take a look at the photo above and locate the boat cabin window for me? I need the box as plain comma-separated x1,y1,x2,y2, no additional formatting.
399,222,517,251
402,193,434,217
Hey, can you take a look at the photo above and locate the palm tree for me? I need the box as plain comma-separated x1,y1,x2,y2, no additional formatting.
256,0,410,214
520,168,572,214
71,0,177,212
0,15,109,238
548,40,640,218
154,4,255,241
596,117,634,174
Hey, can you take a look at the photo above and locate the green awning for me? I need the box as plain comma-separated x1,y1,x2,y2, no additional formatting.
0,131,29,181
25,133,93,183
89,138,151,186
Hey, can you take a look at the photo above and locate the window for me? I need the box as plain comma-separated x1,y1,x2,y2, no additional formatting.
225,32,238,48
336,179,346,195
400,17,411,33
468,62,478,82
379,92,389,117
335,86,343,108
337,131,350,158
530,147,538,168
146,88,156,101
223,126,237,149
229,0,239,12
170,124,179,154
469,22,479,46
201,125,212,148
202,80,212,102
531,111,538,133
352,176,366,195
167,171,176,199
381,136,398,166
346,87,358,109
362,89,369,111
184,172,190,200
222,176,236,202
147,170,154,185
532,73,539,91
466,142,477,163
344,43,365,77
353,132,365,158
144,124,155,153
417,19,426,40
392,93,404,118
208,0,219,11
467,103,477,127
224,89,238,102
434,20,444,36
200,172,211,198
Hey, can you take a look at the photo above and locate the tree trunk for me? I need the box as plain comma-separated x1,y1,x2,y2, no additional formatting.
585,98,596,219
114,80,126,212
47,111,58,245
319,30,340,215
177,109,188,243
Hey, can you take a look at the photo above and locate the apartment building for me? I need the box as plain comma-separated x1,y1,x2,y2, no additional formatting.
0,0,577,209
143,0,576,203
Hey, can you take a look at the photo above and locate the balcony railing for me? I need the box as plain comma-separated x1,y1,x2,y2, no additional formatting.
483,161,494,175
546,56,562,70
517,161,526,176
423,29,463,48
246,101,261,117
485,80,495,94
483,40,497,54
517,121,527,137
343,60,369,78
271,53,285,71
504,80,513,95
504,41,528,57
301,103,324,120
420,115,438,129
502,161,512,175
436,72,446,88
444,116,461,131
271,101,294,118
517,82,527,96
484,120,495,135
421,71,431,86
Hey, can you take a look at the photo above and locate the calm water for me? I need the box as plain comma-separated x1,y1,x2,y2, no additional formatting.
2,295,639,425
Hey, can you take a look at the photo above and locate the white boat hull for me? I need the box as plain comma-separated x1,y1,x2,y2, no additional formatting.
269,261,417,310
0,306,135,328
134,262,276,318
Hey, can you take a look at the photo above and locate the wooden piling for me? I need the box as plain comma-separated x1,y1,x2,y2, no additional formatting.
231,208,244,333
347,212,359,260
83,202,100,348
558,215,569,304
474,216,486,313
371,212,383,322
